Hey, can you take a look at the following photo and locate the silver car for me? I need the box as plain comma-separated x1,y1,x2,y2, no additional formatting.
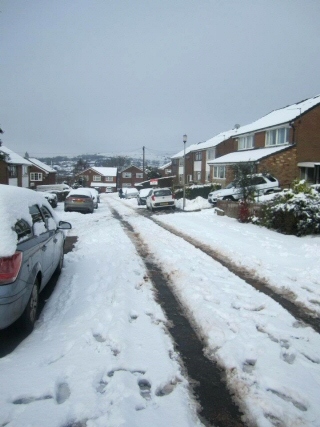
0,185,71,331
64,188,94,213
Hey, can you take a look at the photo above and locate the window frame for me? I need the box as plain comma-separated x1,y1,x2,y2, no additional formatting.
30,172,43,181
238,135,254,150
213,165,226,179
265,127,290,146
122,172,132,178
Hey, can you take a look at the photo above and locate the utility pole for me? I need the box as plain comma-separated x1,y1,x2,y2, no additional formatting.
142,146,145,180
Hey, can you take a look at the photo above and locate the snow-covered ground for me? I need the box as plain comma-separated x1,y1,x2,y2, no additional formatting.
1,193,320,427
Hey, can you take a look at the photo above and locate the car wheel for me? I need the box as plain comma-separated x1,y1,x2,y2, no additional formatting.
20,277,39,331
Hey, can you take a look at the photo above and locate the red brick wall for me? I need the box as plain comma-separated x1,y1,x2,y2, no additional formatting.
216,137,237,157
258,146,298,188
293,104,320,162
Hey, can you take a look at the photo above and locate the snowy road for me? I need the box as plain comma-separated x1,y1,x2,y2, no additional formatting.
1,193,320,427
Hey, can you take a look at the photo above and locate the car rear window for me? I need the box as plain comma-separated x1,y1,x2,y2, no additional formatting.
68,194,91,199
154,190,171,197
14,219,32,241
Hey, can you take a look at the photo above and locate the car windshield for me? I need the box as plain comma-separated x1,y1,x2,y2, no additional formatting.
154,189,171,197
225,182,237,189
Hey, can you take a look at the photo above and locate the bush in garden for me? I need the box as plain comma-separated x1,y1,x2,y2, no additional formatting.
238,201,250,223
255,180,320,236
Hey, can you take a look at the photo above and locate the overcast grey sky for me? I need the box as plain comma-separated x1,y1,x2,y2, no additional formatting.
1,0,320,158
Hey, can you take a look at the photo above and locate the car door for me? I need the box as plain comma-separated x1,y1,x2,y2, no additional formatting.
29,204,56,289
40,205,63,276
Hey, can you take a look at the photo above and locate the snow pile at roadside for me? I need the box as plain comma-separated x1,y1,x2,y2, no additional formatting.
175,196,212,211
0,204,202,427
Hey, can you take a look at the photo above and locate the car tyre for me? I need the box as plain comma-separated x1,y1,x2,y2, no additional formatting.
20,277,39,331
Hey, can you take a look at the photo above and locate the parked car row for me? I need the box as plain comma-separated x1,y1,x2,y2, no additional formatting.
0,185,72,331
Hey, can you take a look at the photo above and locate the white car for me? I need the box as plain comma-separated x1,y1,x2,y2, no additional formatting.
208,174,280,204
146,188,175,211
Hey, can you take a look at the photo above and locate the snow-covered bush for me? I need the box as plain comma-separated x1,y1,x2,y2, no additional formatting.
255,180,320,236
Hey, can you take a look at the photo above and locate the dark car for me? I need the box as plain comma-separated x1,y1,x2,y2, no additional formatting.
0,185,71,331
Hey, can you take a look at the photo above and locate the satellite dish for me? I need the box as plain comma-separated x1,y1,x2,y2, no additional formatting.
234,124,240,129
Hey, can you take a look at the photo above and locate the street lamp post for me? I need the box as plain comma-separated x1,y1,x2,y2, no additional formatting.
183,134,187,210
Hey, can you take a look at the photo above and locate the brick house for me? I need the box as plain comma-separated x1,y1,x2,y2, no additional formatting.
158,162,173,178
171,130,238,187
118,165,144,189
27,157,57,189
75,167,118,192
209,95,320,188
0,145,31,187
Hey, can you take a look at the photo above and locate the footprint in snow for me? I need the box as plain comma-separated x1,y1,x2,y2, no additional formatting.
56,382,71,404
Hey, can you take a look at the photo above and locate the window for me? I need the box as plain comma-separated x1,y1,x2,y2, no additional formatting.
179,158,184,166
266,127,289,146
105,176,113,182
122,183,131,187
187,174,192,183
22,165,28,176
207,148,215,160
123,172,132,178
165,169,172,175
300,167,314,183
30,172,43,181
93,175,101,182
194,171,201,181
14,219,32,241
29,205,44,224
179,174,183,183
136,173,143,178
8,165,17,178
213,166,226,179
238,135,254,150
195,151,202,161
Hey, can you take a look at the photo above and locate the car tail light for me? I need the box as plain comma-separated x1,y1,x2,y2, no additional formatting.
0,252,23,285
152,195,155,201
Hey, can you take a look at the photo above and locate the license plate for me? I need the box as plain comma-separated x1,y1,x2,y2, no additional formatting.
160,202,169,205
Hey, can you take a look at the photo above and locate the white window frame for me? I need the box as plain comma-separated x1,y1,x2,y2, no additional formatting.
93,175,101,181
265,127,290,146
238,135,254,150
194,171,201,181
179,158,184,167
105,176,113,182
136,173,143,178
213,165,226,179
195,151,202,161
122,172,132,178
30,172,43,181
22,165,28,176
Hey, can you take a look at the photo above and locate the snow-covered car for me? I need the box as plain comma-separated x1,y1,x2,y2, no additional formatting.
64,188,95,213
208,174,280,204
123,188,139,199
88,188,100,209
0,185,71,331
146,188,175,211
42,192,58,208
137,188,152,205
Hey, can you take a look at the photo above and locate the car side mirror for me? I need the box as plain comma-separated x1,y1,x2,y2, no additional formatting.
58,220,72,230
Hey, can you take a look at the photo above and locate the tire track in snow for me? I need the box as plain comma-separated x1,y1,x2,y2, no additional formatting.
110,207,245,427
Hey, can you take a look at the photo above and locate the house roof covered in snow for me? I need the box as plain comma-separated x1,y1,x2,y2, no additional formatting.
208,145,293,165
0,145,32,165
77,167,118,177
28,158,57,173
234,95,320,136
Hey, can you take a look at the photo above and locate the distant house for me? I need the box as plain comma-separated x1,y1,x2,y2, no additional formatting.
0,145,31,187
27,157,57,189
209,95,320,187
118,165,144,189
158,162,173,177
75,167,118,192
